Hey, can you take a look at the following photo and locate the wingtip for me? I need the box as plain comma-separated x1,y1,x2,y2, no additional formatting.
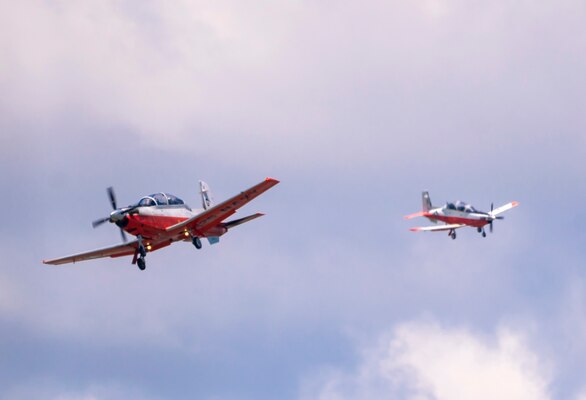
512,201,520,207
265,177,280,184
404,211,425,220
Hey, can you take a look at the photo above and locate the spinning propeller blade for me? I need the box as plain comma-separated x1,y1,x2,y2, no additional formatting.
119,228,128,243
92,186,129,242
487,203,504,232
92,217,110,228
107,186,117,210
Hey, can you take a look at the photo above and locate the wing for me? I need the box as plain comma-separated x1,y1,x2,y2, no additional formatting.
491,201,520,216
410,224,465,232
43,240,139,265
165,177,279,237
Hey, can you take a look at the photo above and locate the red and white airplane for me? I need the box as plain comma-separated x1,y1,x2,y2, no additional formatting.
405,191,519,239
43,178,279,270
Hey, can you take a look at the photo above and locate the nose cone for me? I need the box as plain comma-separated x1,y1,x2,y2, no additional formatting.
109,210,126,222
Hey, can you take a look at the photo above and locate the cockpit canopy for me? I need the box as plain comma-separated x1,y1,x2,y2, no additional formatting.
445,200,478,213
137,193,185,207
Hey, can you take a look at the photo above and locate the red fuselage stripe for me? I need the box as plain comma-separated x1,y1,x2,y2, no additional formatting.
424,213,488,228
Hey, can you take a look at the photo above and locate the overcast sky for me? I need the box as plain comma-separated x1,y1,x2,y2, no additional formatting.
1,1,586,399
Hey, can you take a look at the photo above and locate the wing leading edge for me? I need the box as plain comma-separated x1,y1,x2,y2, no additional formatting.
165,177,279,236
43,240,140,265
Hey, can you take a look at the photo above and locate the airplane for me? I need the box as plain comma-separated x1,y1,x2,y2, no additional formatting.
404,191,519,239
43,178,279,270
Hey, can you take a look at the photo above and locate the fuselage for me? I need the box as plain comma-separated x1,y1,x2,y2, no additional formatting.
111,192,226,241
424,202,492,228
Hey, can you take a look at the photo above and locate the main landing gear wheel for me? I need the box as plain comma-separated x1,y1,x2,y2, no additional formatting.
137,257,146,271
192,236,202,249
450,231,456,240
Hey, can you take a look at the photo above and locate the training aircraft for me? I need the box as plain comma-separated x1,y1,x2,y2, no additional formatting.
405,191,519,239
43,178,279,270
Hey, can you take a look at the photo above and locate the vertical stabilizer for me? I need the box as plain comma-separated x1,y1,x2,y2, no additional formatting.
199,181,214,210
422,191,432,212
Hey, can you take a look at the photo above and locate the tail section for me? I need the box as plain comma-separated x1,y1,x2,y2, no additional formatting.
404,191,433,220
422,191,432,212
199,181,214,210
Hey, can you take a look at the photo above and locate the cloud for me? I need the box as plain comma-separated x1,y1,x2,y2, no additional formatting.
302,319,551,400
2,0,585,171
2,1,586,399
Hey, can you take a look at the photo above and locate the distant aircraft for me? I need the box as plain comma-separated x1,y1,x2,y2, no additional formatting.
405,191,519,239
43,178,279,270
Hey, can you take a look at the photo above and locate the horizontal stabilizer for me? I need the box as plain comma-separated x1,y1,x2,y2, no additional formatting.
404,211,426,220
223,213,265,230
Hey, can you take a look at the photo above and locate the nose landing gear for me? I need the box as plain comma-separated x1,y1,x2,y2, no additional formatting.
192,236,202,249
134,235,148,271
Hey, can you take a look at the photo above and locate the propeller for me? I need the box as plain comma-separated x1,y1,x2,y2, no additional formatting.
107,186,117,210
488,202,504,233
92,186,129,242
489,203,494,233
92,217,110,228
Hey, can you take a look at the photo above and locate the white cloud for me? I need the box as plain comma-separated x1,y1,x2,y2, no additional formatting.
302,320,551,400
2,0,584,170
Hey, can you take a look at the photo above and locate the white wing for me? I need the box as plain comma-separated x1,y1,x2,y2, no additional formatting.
410,224,465,232
491,201,520,216
43,240,139,265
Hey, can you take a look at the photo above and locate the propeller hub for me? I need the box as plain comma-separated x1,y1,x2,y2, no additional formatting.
110,209,126,222
92,186,130,243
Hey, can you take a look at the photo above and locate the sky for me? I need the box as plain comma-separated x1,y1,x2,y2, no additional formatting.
1,0,586,399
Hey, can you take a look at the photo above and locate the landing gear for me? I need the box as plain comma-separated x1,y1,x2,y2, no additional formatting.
136,235,147,270
192,236,202,249
478,227,487,237
137,235,147,257
449,230,456,240
482,230,486,238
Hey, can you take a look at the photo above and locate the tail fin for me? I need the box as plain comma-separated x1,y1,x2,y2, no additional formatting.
422,191,432,212
199,181,214,210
